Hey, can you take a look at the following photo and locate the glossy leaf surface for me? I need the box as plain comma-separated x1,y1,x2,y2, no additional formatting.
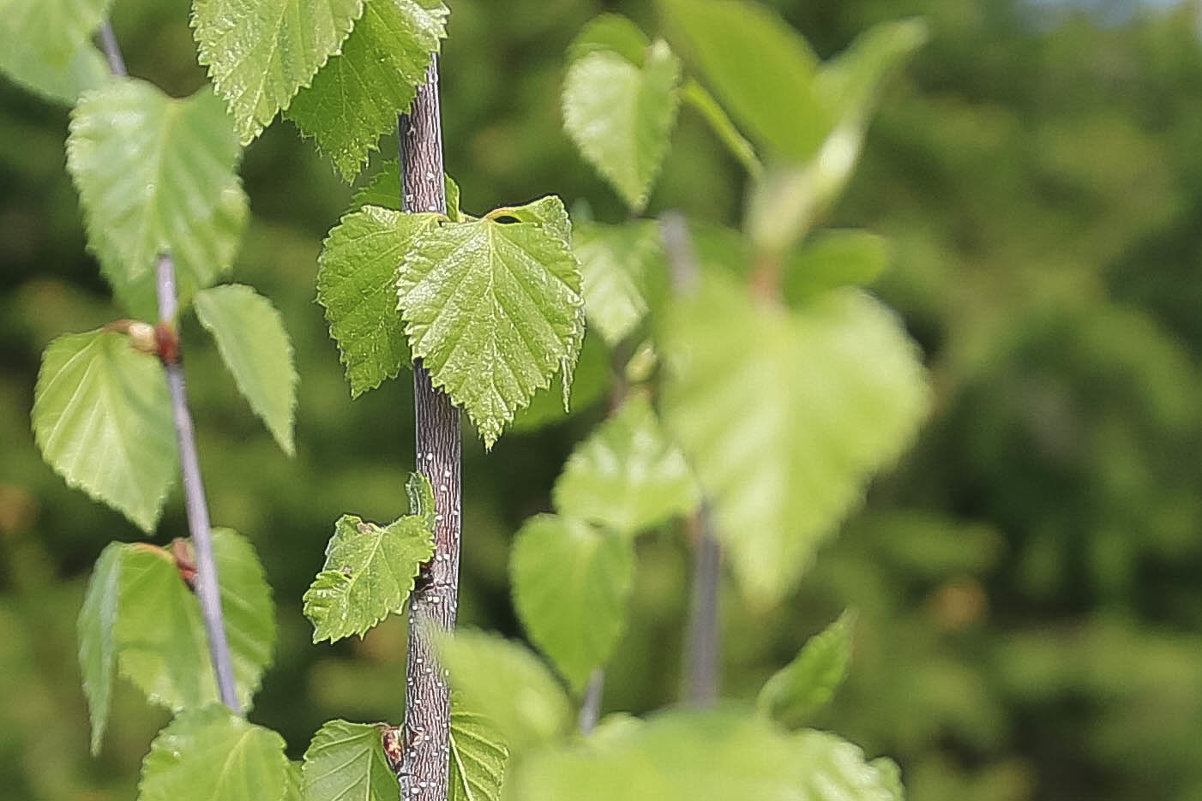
449,697,508,801
303,720,398,801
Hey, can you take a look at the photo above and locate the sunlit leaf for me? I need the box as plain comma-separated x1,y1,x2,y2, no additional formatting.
0,0,112,104
288,0,447,180
661,276,928,606
573,220,665,347
303,720,398,801
449,696,508,801
192,0,365,143
758,611,855,728
510,515,634,689
194,284,298,455
32,330,175,532
793,729,904,801
317,205,440,396
138,705,290,801
78,542,126,754
67,79,247,318
396,199,585,448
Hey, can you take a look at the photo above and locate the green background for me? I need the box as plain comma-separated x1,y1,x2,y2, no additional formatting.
2,0,1201,799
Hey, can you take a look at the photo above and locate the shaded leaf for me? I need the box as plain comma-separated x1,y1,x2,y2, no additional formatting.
317,205,440,396
567,13,649,66
758,611,855,728
573,220,665,347
449,696,508,801
510,330,610,433
0,0,112,103
302,720,398,801
288,0,447,180
67,79,247,318
351,161,462,221
78,542,126,754
192,0,365,143
510,515,634,689
32,330,175,532
784,231,890,302
195,284,299,455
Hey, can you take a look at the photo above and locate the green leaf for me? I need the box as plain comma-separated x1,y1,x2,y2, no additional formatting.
680,79,761,178
350,161,462,221
32,330,176,532
784,231,890,302
552,396,698,538
302,720,399,801
192,0,365,143
567,14,649,66
78,542,126,754
117,530,275,712
67,79,248,318
302,508,434,643
194,284,299,455
793,730,904,801
511,330,610,433
661,276,928,607
288,0,447,180
282,761,304,801
757,611,855,728
510,515,634,689
0,0,112,104
574,220,665,347
659,0,831,162
317,205,441,396
816,19,928,130
138,705,290,801
406,471,437,528
396,200,585,448
437,629,572,754
562,42,681,212
449,696,509,801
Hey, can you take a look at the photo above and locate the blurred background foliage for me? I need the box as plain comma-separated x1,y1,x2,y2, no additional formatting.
1,0,1200,799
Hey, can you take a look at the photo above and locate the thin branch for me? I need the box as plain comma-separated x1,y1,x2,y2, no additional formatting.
156,254,241,713
659,212,723,706
97,22,128,78
579,669,604,734
397,57,460,801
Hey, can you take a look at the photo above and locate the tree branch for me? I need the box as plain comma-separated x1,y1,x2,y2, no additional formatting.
397,57,460,801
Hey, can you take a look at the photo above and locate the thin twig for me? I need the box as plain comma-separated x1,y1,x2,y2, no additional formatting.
156,254,241,713
659,212,723,706
397,57,460,801
579,668,604,733
97,21,128,78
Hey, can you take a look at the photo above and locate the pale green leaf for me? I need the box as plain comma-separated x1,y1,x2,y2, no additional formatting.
573,220,665,347
192,0,365,143
350,161,463,221
302,720,398,801
510,515,634,689
659,0,831,162
437,629,572,754
396,201,585,448
194,284,298,454
138,705,289,801
793,730,904,801
317,205,440,396
449,696,508,801
67,79,248,319
32,330,176,532
680,79,761,178
757,611,855,728
816,19,928,130
302,508,434,643
0,0,112,104
78,542,126,754
661,276,929,607
567,14,649,66
784,231,890,302
117,529,275,711
553,396,698,538
288,0,447,180
282,761,304,801
562,43,681,212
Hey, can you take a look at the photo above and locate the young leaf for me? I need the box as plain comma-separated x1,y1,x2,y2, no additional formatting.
562,42,681,213
757,610,855,728
317,205,441,396
567,13,649,66
661,277,929,607
138,705,290,801
302,508,435,643
288,0,448,180
302,720,398,801
194,284,299,455
437,629,572,754
396,200,585,448
32,330,176,532
552,396,698,538
816,18,929,131
783,231,890,302
449,696,509,801
350,161,462,221
794,730,904,801
510,515,635,689
66,80,247,319
78,542,127,755
0,0,111,103
658,0,831,162
117,530,275,712
574,220,665,347
192,0,365,143
511,331,610,433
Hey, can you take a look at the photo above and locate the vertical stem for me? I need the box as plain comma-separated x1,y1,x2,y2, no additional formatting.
659,212,723,706
156,255,241,714
398,58,460,801
97,21,127,77
578,669,604,734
